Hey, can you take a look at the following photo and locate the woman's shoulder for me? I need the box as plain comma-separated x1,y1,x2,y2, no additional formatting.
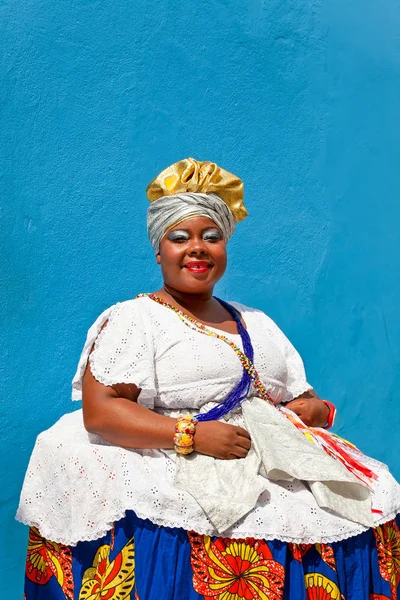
83,296,152,337
228,300,269,319
228,300,262,313
101,295,150,317
228,301,282,332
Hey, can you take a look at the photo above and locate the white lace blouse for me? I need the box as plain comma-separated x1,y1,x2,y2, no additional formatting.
72,297,311,408
16,297,400,546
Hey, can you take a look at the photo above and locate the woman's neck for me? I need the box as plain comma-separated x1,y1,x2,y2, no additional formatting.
152,285,241,335
157,285,215,313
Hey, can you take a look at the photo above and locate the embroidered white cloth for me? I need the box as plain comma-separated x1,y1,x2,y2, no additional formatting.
16,297,400,546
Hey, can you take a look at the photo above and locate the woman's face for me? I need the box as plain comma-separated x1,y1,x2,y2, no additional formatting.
157,216,227,295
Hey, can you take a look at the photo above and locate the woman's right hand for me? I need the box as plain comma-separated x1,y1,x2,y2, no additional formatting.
193,421,251,460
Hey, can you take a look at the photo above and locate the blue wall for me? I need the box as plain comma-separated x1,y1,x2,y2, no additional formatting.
2,0,400,594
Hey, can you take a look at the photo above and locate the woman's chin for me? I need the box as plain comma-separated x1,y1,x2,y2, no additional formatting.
165,278,216,296
163,267,224,295
192,270,222,285
183,282,215,294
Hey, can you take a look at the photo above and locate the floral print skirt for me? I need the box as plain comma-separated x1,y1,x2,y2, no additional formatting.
24,511,400,600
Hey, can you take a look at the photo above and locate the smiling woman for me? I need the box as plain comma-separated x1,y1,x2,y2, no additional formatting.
17,158,400,600
157,217,228,298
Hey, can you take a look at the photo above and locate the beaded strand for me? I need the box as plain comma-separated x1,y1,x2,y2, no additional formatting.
136,293,378,487
137,293,274,406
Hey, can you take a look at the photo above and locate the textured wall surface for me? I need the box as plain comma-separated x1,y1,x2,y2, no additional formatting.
2,0,400,594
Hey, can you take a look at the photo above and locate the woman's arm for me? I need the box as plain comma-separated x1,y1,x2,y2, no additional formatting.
82,365,251,459
285,389,330,427
82,366,177,448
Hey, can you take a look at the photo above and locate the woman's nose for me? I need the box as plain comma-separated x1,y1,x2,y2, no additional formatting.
188,237,207,254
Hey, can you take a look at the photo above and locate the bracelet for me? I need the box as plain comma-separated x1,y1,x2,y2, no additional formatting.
173,415,198,455
322,400,337,429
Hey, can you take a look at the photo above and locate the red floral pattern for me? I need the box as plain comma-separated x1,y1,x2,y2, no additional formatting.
315,544,337,572
189,532,285,599
25,527,74,599
289,543,336,572
305,573,341,599
78,537,135,600
374,520,400,598
289,543,312,562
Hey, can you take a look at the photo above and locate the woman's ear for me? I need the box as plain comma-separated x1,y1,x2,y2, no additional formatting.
156,253,161,264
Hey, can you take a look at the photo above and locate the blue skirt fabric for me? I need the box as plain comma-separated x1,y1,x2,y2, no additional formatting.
24,512,400,600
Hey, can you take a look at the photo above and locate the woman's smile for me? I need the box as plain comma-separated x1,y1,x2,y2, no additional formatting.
156,216,227,295
183,260,212,274
19,158,399,600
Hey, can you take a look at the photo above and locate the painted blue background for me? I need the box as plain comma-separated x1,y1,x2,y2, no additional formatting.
2,0,400,595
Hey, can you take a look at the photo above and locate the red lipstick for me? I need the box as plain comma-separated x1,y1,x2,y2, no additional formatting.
184,261,211,274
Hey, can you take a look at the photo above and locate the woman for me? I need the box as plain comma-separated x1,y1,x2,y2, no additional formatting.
18,158,400,600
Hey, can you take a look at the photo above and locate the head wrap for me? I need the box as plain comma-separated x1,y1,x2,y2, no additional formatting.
147,192,236,252
146,158,247,253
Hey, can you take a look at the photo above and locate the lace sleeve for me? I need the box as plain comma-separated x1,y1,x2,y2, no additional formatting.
71,300,156,408
281,334,312,402
262,313,312,402
232,302,312,403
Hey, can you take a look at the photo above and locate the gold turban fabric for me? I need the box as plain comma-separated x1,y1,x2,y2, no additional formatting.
146,158,247,223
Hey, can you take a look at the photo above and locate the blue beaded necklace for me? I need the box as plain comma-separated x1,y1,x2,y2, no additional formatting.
195,298,255,422
138,293,259,421
138,293,378,488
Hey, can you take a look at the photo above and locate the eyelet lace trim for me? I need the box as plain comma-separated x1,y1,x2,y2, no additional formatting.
16,508,400,547
17,298,400,548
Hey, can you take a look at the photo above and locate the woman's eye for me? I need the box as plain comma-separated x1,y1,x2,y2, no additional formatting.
167,231,189,243
203,230,223,242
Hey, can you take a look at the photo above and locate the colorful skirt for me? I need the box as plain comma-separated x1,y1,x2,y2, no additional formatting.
25,511,400,600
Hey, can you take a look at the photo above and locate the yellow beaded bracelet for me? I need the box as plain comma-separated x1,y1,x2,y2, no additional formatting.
173,415,198,455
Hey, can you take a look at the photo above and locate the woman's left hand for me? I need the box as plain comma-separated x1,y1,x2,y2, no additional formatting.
285,397,330,428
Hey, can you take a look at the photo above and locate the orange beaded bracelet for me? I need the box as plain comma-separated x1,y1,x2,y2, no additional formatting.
173,415,198,455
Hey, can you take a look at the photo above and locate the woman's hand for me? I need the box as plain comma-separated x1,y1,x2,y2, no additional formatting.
194,421,251,460
285,397,329,427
